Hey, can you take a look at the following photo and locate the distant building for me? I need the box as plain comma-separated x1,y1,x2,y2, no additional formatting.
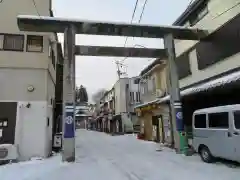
93,77,141,133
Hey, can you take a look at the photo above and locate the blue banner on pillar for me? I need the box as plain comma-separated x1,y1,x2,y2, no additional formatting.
63,103,75,138
174,103,184,131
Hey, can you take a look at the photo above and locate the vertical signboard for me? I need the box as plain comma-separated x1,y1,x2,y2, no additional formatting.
174,101,184,131
63,103,75,138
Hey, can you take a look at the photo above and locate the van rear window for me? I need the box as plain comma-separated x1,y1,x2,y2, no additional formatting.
194,114,206,128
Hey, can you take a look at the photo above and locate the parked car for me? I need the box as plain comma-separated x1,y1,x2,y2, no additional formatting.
192,104,240,163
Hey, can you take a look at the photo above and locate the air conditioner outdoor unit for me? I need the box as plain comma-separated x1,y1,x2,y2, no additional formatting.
156,89,164,98
0,144,18,162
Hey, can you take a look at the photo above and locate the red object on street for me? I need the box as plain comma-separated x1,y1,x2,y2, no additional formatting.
137,133,144,140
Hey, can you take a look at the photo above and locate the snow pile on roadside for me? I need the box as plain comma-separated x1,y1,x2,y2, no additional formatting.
0,155,63,180
1,130,240,180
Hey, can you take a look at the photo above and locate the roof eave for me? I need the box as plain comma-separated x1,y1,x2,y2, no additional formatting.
173,0,207,26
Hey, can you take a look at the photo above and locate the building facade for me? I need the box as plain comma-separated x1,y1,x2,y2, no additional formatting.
173,0,240,89
114,77,141,132
92,77,141,133
157,0,240,147
135,59,171,143
0,0,60,160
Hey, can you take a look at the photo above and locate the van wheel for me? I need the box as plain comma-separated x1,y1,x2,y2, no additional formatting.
199,146,214,163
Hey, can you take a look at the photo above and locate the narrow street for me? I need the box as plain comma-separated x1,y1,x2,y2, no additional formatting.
1,130,240,180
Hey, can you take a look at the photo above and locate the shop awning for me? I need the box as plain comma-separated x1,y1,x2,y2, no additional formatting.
158,70,240,104
134,99,159,109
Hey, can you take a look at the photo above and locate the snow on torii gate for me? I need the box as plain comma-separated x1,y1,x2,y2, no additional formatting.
17,15,210,162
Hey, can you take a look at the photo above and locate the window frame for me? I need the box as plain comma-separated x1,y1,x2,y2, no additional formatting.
136,92,140,103
194,113,207,129
129,92,135,103
2,33,24,52
26,35,43,53
208,112,229,129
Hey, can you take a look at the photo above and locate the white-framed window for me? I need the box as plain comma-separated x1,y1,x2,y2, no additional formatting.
26,35,43,52
3,34,24,51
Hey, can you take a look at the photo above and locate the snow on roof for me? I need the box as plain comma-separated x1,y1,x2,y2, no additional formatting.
194,104,240,114
158,70,240,103
134,99,159,109
17,15,206,30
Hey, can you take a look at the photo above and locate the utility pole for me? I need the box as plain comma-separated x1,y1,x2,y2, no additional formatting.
116,61,126,79
62,24,76,162
116,61,121,79
164,34,187,154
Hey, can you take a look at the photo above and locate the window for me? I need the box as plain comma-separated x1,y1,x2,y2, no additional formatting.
47,117,50,127
140,81,148,95
194,114,206,128
189,3,208,26
27,35,43,52
136,92,140,102
134,79,139,84
130,92,134,103
208,112,229,129
233,111,240,129
3,34,24,51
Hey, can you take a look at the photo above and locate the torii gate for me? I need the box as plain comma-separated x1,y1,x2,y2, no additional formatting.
17,15,210,162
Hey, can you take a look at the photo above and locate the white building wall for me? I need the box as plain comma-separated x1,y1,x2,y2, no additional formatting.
0,69,46,101
175,0,240,88
128,77,141,112
0,0,57,160
15,101,49,160
114,79,126,114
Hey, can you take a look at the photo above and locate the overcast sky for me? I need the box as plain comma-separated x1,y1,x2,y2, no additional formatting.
52,0,192,102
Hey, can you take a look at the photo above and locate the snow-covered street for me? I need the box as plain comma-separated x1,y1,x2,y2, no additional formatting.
1,129,240,180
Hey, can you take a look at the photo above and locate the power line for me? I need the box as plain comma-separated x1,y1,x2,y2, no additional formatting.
138,0,148,24
122,0,140,48
121,0,149,64
31,0,41,16
115,0,140,78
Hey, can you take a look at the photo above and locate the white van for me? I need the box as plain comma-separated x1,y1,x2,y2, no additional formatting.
192,104,240,163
